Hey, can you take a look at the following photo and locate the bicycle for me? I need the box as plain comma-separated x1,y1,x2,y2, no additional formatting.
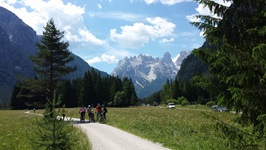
98,112,105,124
80,112,85,123
89,112,95,123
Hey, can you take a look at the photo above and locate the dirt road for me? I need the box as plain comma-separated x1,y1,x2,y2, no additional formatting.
25,112,170,150
74,119,171,150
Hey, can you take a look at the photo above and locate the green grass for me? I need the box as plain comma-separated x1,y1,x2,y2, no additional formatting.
64,106,249,149
1,107,254,150
0,110,91,150
105,106,248,150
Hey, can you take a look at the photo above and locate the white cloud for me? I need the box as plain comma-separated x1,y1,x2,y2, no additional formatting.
161,37,174,43
78,29,106,45
86,54,119,65
102,54,119,63
0,0,105,46
86,57,101,64
144,0,157,5
110,17,176,48
6,0,16,4
144,0,192,5
93,11,144,22
186,14,200,23
97,4,102,9
186,0,232,37
147,17,175,37
186,0,232,22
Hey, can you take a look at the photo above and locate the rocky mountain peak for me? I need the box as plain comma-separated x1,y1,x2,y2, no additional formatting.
112,52,186,98
174,51,191,69
162,52,172,64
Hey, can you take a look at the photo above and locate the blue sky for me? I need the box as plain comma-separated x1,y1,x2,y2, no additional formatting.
0,0,231,74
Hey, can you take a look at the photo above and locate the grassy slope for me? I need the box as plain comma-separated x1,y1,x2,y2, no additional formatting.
0,110,91,150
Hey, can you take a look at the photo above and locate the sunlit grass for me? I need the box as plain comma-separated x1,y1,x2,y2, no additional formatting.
63,106,242,149
0,110,91,150
105,106,244,150
0,110,34,149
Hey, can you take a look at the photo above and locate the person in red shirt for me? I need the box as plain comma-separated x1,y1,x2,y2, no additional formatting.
95,103,102,121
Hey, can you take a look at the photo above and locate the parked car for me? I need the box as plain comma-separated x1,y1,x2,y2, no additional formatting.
167,103,175,108
211,105,218,110
211,105,227,112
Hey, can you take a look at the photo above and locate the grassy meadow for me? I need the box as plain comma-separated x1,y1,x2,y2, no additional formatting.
1,106,255,150
0,110,91,150
107,106,234,150
65,105,252,150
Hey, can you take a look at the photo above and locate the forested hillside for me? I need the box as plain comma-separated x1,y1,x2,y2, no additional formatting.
11,69,138,109
0,7,107,107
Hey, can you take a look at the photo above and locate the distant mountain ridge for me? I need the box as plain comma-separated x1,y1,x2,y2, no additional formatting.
112,51,190,98
174,51,191,70
0,6,107,104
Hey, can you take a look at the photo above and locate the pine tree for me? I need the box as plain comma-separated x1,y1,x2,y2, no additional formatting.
30,18,76,100
30,91,77,150
191,0,266,146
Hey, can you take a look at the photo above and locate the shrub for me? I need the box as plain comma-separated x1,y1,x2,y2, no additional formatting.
178,97,189,106
177,97,186,103
181,99,190,106
206,101,216,107
114,91,128,107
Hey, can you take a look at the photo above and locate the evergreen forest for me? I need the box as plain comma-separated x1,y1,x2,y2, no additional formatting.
10,69,137,109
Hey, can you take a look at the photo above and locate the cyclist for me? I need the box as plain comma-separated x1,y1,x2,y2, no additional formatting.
102,105,107,120
87,105,93,122
95,103,102,121
79,105,86,123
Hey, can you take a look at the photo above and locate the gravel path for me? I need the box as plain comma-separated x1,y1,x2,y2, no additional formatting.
72,119,171,150
25,112,170,150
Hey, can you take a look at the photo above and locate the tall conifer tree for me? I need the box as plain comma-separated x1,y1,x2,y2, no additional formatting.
191,0,266,134
31,18,76,99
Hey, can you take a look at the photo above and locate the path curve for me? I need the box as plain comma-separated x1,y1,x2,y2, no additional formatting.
25,112,170,150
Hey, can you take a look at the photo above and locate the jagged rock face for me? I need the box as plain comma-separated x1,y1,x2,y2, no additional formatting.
175,51,191,70
112,52,189,98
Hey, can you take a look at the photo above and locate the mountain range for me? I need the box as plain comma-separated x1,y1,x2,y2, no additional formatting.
0,6,191,104
111,51,190,98
0,6,107,104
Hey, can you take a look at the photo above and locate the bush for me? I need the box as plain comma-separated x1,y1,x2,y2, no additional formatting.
181,99,190,106
178,97,189,106
114,91,128,107
177,96,186,103
206,101,216,107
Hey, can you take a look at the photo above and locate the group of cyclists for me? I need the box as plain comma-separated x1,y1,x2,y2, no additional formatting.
79,103,107,123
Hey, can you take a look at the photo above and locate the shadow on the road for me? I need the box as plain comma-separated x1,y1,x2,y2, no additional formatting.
72,120,96,124
24,112,97,124
61,117,96,124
